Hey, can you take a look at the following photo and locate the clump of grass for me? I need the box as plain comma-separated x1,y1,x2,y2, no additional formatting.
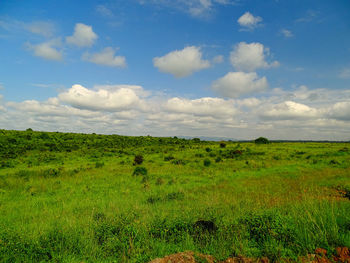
132,166,147,176
164,155,175,161
95,161,104,168
171,159,186,165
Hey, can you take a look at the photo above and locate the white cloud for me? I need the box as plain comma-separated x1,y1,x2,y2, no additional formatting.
260,101,320,120
2,81,350,140
212,72,268,98
230,42,279,72
281,29,293,38
25,21,55,37
237,12,262,31
96,5,114,17
58,84,144,112
66,23,98,47
153,46,210,78
138,0,235,18
339,68,350,79
164,97,237,117
327,102,350,121
7,98,100,118
212,55,224,64
296,10,320,23
82,47,126,67
26,38,62,61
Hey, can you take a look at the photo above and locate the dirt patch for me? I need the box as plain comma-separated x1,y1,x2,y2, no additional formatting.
149,251,216,263
149,248,350,263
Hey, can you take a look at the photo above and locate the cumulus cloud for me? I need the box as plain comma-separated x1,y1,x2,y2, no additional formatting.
25,21,55,37
212,72,268,98
164,97,237,117
26,38,62,61
2,80,350,140
7,98,101,118
281,29,293,38
153,46,210,78
58,84,144,112
230,42,279,72
260,101,320,120
66,23,98,47
82,47,126,67
237,12,262,31
327,102,350,121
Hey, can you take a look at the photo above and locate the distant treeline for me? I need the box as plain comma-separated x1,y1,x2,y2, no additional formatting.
0,129,198,159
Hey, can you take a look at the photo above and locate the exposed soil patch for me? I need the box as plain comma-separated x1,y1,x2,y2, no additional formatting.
149,248,350,263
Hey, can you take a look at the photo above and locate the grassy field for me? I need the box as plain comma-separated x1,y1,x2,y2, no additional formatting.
0,129,349,262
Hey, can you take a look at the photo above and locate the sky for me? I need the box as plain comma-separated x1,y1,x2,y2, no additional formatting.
0,0,350,140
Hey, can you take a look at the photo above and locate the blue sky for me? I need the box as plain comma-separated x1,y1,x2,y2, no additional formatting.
1,0,350,140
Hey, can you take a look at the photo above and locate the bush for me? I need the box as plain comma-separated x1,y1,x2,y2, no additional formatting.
255,137,269,144
205,147,212,152
215,157,222,163
220,142,226,148
203,159,211,167
133,155,144,165
132,166,147,176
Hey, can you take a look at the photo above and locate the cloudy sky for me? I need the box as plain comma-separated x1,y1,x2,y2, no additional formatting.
1,0,350,140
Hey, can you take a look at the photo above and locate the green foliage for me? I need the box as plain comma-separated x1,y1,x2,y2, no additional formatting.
164,155,175,161
205,147,212,152
95,161,105,168
0,129,350,262
220,142,226,148
255,137,270,144
132,166,148,176
134,155,144,165
203,159,211,167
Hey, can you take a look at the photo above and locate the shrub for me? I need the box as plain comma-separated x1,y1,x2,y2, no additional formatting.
203,159,211,167
215,157,222,163
255,137,269,144
132,166,147,176
220,142,226,148
133,155,144,165
205,147,212,152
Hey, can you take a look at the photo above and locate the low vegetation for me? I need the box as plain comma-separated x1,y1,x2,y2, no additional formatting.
0,129,349,262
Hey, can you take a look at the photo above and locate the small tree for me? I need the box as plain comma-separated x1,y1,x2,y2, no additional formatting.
254,137,269,144
220,142,226,148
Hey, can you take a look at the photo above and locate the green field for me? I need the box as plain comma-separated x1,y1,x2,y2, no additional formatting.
0,129,349,262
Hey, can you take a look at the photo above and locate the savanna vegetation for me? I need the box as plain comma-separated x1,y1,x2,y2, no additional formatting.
0,129,349,262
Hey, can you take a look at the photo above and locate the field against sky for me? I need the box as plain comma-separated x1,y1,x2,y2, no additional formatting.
0,0,350,140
